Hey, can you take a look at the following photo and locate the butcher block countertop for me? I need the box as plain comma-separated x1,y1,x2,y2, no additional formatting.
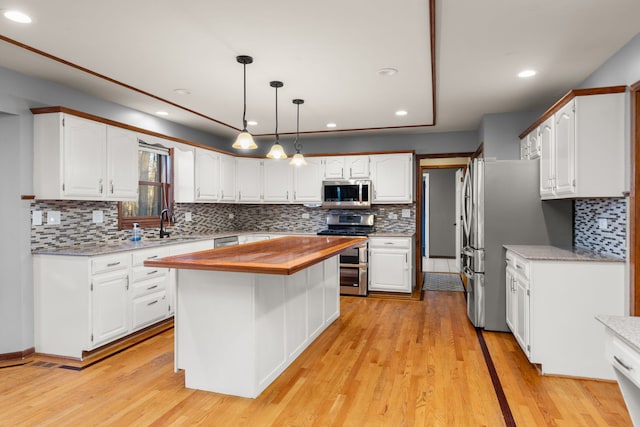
144,235,367,275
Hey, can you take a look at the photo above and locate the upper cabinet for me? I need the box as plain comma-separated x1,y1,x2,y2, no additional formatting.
370,153,413,203
194,148,219,202
33,112,138,201
293,157,324,203
263,160,293,203
236,158,263,203
324,157,346,179
519,87,626,200
323,155,370,179
173,144,195,203
219,154,236,203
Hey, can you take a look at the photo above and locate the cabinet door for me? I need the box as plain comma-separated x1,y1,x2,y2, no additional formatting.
293,157,323,202
173,145,195,203
132,290,168,330
514,277,530,357
324,157,345,179
370,154,413,203
345,155,369,178
219,154,236,202
369,248,411,293
505,267,516,332
520,138,530,160
263,160,292,202
236,158,263,202
63,115,107,198
539,118,555,198
195,148,219,201
528,130,541,160
554,101,577,196
106,126,138,200
92,272,129,347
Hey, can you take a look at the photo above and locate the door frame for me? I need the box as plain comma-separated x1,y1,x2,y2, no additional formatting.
415,153,474,288
631,80,640,315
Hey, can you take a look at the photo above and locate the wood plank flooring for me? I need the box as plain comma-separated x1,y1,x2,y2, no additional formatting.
0,291,632,426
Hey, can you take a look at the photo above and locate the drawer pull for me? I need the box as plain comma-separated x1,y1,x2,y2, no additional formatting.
147,285,159,290
107,262,121,267
147,300,158,306
147,270,159,275
146,255,158,260
516,265,523,270
614,355,633,371
384,242,394,245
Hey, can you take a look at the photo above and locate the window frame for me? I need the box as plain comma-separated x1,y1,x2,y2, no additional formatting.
118,147,174,230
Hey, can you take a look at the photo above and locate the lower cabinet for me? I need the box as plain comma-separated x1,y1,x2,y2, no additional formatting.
33,240,214,359
504,248,624,380
368,236,414,293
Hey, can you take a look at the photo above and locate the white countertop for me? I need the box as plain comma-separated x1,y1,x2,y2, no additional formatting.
596,315,640,352
503,245,624,263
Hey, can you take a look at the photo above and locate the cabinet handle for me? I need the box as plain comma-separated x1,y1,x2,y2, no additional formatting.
197,188,200,197
286,190,289,200
221,190,224,199
350,167,353,178
384,242,394,245
238,191,242,200
107,262,121,267
99,179,103,194
613,355,633,371
341,168,344,177
147,270,159,275
146,255,158,260
110,180,114,194
516,265,523,270
147,284,159,290
147,300,158,306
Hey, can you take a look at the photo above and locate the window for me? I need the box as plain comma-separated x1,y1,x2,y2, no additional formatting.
119,144,173,230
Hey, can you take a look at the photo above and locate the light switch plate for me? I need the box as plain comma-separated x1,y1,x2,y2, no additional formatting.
47,211,61,225
92,210,104,223
401,209,411,218
598,218,608,230
185,212,192,222
301,213,310,219
228,213,235,219
32,210,42,226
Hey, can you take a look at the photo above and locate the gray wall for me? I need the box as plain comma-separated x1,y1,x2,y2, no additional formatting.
479,111,542,160
427,168,457,257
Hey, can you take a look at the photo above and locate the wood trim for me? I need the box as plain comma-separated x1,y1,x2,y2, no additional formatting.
416,151,476,160
518,85,627,139
420,163,468,170
0,347,35,367
631,80,640,316
472,142,484,159
20,195,36,200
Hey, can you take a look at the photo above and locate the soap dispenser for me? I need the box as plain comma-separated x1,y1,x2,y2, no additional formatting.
131,223,142,241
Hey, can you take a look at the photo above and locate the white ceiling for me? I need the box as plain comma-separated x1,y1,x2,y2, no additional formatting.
0,0,639,142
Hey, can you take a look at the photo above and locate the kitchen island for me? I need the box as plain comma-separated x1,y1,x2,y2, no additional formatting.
145,235,366,398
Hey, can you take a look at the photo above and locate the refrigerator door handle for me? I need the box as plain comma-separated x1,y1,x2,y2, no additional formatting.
461,165,472,238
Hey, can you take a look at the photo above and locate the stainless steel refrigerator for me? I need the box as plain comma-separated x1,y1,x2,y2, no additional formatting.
461,158,573,331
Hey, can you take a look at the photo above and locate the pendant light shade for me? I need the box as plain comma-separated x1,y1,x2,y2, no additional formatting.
290,99,307,166
267,81,288,159
232,55,257,150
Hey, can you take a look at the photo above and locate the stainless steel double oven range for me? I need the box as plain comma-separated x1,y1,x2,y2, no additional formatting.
317,213,375,297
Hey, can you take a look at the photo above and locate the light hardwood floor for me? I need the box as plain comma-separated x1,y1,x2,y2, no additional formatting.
0,292,631,426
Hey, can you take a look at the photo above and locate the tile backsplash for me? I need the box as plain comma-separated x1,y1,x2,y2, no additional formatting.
574,198,626,259
31,200,415,251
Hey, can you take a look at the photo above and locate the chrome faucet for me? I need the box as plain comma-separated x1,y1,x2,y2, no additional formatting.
160,209,172,238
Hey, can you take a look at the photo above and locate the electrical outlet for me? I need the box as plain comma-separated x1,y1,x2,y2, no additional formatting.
401,209,411,218
32,210,42,226
302,213,310,219
47,211,61,225
92,210,103,223
598,218,608,230
388,213,398,220
229,213,235,219
185,212,192,222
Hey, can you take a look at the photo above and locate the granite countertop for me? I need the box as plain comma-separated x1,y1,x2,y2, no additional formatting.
369,232,415,237
596,315,640,351
503,245,624,263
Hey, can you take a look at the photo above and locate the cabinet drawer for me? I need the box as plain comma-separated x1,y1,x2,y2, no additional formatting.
132,276,167,299
608,335,640,388
92,254,130,275
369,237,410,249
132,291,168,330
132,248,170,267
132,265,167,283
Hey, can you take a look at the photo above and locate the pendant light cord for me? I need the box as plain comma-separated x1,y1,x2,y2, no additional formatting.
242,63,247,130
274,85,279,142
294,102,300,149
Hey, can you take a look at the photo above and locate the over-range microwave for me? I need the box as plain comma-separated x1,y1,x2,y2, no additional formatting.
322,180,371,209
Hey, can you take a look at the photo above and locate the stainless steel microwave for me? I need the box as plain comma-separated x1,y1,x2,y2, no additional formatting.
322,180,371,209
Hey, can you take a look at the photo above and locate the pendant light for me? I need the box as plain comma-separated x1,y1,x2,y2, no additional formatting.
232,55,257,150
289,99,307,166
266,81,287,159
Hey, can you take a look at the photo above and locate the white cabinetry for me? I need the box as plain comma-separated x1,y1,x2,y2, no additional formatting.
293,156,324,202
368,236,413,293
195,148,219,201
34,112,138,201
236,158,263,203
173,144,195,203
131,247,170,329
520,128,540,160
219,154,236,202
263,160,292,203
370,153,413,203
324,157,346,179
504,248,624,379
522,89,625,199
91,254,131,347
345,155,370,178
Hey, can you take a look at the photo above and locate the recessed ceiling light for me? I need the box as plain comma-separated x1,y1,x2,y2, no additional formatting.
326,123,337,128
155,111,169,116
173,88,191,95
378,68,398,77
3,10,32,23
395,110,408,116
247,120,258,126
518,69,537,78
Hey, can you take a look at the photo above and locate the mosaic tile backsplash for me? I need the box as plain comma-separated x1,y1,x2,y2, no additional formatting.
31,200,416,251
574,198,626,259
